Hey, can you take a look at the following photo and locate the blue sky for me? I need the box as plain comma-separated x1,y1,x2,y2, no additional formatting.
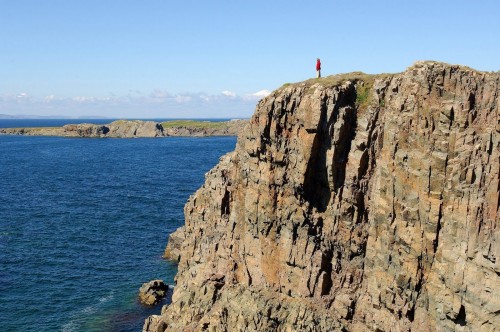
1,1,499,118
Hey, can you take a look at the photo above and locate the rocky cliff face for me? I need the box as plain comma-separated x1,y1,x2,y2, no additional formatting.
145,62,499,331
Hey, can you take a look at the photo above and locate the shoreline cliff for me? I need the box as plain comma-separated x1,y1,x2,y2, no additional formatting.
147,61,499,331
0,119,248,138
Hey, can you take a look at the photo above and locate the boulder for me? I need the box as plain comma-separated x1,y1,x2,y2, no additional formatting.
139,280,168,306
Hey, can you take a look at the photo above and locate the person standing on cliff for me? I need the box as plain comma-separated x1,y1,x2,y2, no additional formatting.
316,58,321,78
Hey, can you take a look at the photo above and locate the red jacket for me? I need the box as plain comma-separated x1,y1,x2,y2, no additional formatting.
316,59,321,71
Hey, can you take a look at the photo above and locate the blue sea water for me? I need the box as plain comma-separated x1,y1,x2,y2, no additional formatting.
0,133,236,331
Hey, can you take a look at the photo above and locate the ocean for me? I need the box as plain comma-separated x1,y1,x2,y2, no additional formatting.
0,124,237,331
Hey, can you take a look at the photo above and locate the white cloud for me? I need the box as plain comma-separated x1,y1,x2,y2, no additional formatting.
175,95,192,103
73,96,95,103
43,95,56,103
252,89,271,98
16,92,30,101
149,90,171,103
221,90,236,98
242,89,271,101
199,94,211,102
0,93,15,102
0,88,265,118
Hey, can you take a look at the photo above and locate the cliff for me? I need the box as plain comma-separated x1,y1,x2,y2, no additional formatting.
0,119,248,138
145,61,499,331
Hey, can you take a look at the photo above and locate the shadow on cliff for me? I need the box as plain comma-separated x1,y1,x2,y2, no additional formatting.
303,87,357,213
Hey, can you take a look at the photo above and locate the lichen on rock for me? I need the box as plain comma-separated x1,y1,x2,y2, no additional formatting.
146,61,499,331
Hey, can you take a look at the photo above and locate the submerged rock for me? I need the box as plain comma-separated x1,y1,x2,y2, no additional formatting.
147,61,500,331
139,280,168,306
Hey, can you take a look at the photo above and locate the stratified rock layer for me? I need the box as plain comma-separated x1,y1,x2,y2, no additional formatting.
146,62,499,331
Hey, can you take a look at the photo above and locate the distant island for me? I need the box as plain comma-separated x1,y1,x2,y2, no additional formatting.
0,119,249,138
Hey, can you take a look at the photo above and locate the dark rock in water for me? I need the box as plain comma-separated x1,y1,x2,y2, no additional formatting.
139,280,168,306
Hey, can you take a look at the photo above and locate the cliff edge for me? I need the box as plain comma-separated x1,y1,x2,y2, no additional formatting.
145,61,499,331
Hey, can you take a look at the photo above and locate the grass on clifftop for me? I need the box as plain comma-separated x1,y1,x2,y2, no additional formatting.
279,71,394,112
314,72,393,90
4,126,61,131
279,72,392,91
160,120,227,129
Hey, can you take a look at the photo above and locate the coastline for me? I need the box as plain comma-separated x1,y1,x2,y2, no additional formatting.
0,119,248,138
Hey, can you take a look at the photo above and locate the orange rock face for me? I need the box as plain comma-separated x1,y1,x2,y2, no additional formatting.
145,62,499,331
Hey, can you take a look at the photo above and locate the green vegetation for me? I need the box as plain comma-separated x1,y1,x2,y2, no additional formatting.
279,70,398,113
160,120,228,129
355,81,372,109
281,72,395,104
304,71,387,89
8,126,61,131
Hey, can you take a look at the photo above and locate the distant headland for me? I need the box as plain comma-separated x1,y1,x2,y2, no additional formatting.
0,119,248,137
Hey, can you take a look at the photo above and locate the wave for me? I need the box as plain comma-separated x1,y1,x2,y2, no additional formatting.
60,291,115,331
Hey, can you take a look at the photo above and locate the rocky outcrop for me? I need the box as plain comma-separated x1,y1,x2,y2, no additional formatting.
145,61,499,331
0,119,248,138
139,280,169,306
163,226,185,262
163,120,248,137
102,120,164,137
